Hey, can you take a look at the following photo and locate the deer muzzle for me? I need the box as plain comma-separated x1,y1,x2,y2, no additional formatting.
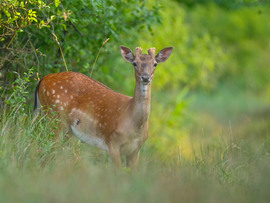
140,74,151,84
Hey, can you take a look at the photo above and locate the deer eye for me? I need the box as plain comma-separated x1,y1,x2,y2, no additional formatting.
154,63,158,67
132,62,137,68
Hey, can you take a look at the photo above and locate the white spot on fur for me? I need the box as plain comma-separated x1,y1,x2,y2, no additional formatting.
60,106,64,110
55,100,60,104
52,89,55,94
57,95,60,98
47,91,50,96
60,86,63,89
65,89,68,93
53,82,56,85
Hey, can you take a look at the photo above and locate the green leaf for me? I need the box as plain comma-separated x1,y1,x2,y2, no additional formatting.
16,29,24,33
61,23,67,30
55,0,60,7
50,15,56,20
3,9,11,17
20,1,25,9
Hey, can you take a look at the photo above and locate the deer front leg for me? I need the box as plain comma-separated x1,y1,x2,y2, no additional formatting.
126,151,140,171
108,144,121,168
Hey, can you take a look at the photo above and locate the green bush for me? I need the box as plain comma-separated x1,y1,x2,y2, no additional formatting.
175,0,269,8
0,0,161,103
185,4,270,91
140,0,226,91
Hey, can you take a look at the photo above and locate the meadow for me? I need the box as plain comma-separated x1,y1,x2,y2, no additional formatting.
1,0,270,202
1,85,269,202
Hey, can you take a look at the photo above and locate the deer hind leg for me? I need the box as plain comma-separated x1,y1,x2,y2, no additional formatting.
56,119,71,138
108,144,121,168
126,151,140,171
47,115,70,139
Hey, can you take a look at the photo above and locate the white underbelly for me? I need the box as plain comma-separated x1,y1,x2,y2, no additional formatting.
71,126,108,151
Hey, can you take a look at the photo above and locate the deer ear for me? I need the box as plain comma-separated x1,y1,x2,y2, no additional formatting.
155,47,173,63
120,46,135,62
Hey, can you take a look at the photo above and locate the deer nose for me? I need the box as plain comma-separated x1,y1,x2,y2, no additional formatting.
141,75,151,83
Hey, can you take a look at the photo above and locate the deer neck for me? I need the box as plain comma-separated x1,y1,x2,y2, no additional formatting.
130,81,151,127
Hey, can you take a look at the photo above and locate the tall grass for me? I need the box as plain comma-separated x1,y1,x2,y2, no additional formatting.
0,100,270,202
1,68,269,202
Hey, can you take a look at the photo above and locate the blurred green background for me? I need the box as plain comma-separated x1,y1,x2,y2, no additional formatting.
0,0,270,202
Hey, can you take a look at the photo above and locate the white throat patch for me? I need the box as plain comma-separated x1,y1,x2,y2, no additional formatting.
140,83,149,98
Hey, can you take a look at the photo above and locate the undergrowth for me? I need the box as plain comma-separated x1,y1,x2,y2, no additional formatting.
0,100,270,202
0,68,269,202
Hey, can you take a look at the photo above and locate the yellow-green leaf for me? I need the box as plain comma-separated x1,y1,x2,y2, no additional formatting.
55,0,60,7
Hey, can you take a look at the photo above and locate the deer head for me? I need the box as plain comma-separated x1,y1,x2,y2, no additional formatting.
120,46,173,85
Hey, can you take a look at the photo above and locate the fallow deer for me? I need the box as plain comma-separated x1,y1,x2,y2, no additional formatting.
34,46,173,170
